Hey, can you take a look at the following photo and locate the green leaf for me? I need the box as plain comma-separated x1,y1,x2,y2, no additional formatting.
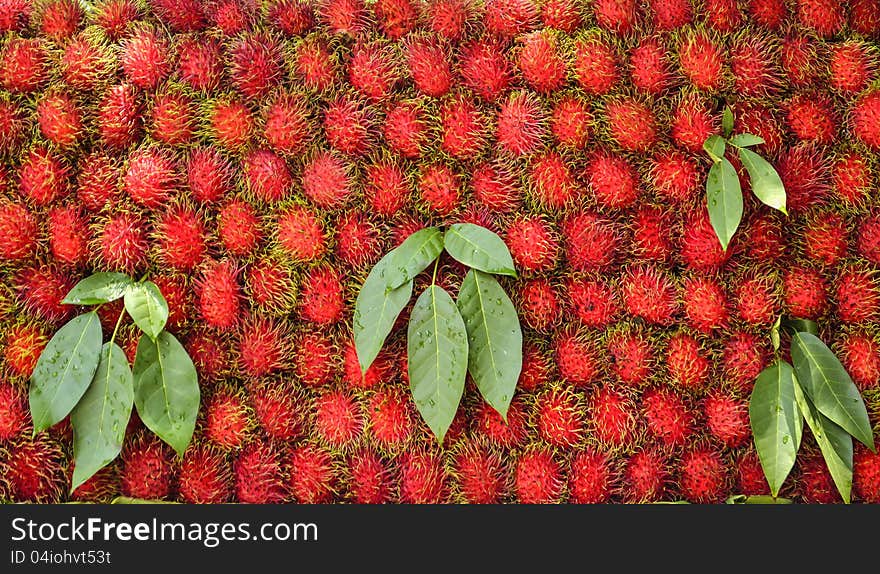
725,494,793,504
133,332,200,456
794,382,853,503
729,133,765,147
703,134,726,162
354,251,414,374
70,343,134,491
722,106,734,137
770,316,782,351
63,273,133,305
123,281,169,340
738,147,787,214
407,285,468,442
387,228,445,290
750,361,803,497
791,332,875,451
29,312,103,433
456,270,522,419
443,224,517,278
782,317,819,336
706,157,743,251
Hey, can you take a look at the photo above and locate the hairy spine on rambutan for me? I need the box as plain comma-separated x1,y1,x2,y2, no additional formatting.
453,442,508,504
196,260,241,331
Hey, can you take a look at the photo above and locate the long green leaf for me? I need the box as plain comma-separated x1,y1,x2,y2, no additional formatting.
354,251,414,374
63,273,133,305
703,134,726,161
456,270,522,419
791,332,875,450
124,281,169,340
407,285,468,442
794,382,853,503
739,147,787,214
706,157,743,251
70,343,134,491
443,224,517,277
133,332,200,455
387,228,444,289
749,361,803,497
729,133,765,147
29,312,103,433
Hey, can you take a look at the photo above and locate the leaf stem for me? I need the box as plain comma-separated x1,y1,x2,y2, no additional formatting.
109,306,126,347
431,256,441,286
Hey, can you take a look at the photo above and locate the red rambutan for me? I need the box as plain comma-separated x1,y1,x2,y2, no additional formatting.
440,95,488,160
606,329,654,387
535,386,584,448
123,147,178,208
204,385,254,450
459,39,513,101
574,36,618,95
517,278,560,332
781,35,819,87
569,450,614,504
670,96,717,152
562,211,619,271
643,387,693,446
623,450,667,502
323,96,372,156
854,446,880,503
589,386,636,445
302,151,353,208
586,152,639,209
496,90,547,156
665,332,709,390
632,206,673,261
186,148,232,204
299,266,345,325
347,449,392,503
4,323,47,378
373,0,417,39
833,151,871,206
555,330,600,388
47,206,88,267
682,276,729,333
604,98,658,152
275,205,325,262
680,209,730,272
518,344,551,391
234,440,287,503
851,91,880,150
528,152,580,208
722,331,767,392
0,38,48,93
209,99,254,151
784,266,828,319
384,100,427,159
15,267,74,324
0,383,27,440
454,442,507,504
0,202,37,262
292,330,336,387
229,33,282,100
836,267,879,324
197,260,241,331
472,396,528,448
288,444,337,503
629,37,675,94
250,379,303,441
730,36,781,96
621,265,678,325
18,146,70,206
98,213,149,273
121,26,169,90
518,30,566,93
177,37,223,92
399,449,447,503
797,0,844,37
471,162,519,213
120,434,174,500
735,273,778,326
649,151,699,203
243,149,292,203
293,38,338,91
2,437,66,503
786,92,838,145
419,163,460,215
155,207,205,272
150,90,195,147
704,393,750,447
838,332,880,391
678,31,725,91
349,42,400,101
679,447,726,503
514,448,563,503
185,328,230,382
218,199,262,257
367,387,414,449
37,93,82,149
541,0,581,32
178,445,233,503
238,316,288,378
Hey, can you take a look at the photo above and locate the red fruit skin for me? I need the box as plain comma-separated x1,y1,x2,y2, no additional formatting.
555,331,600,388
288,445,337,503
384,101,427,159
836,268,879,324
120,434,175,500
1,436,66,503
121,27,170,89
735,273,779,326
4,323,48,378
678,32,725,91
230,33,282,100
471,163,520,212
643,388,693,446
18,147,70,206
569,450,614,504
797,0,845,37
736,450,770,496
299,266,345,325
682,276,729,334
605,98,658,152
0,203,38,262
535,387,584,448
550,95,590,149
37,93,83,148
838,332,880,391
589,386,636,445
784,266,828,319
218,200,263,257
515,448,563,504
722,331,768,393
155,207,206,272
243,149,292,203
178,37,223,92
519,30,567,93
1,38,48,93
704,393,750,447
150,90,195,146
454,443,508,504
0,383,28,440
197,260,241,331
124,147,178,208
853,91,880,150
347,449,392,504
529,152,580,208
178,445,233,503
187,148,232,204
623,450,668,503
665,333,709,390
15,267,75,324
679,447,727,503
204,385,254,450
621,265,678,326
803,211,848,267
517,279,560,332
460,39,512,102
568,277,619,328
562,211,619,271
366,387,413,449
496,90,547,156
854,446,880,503
234,440,288,503
592,0,639,34
586,152,639,209
302,151,353,208
574,37,618,95
293,330,337,387
314,391,363,449
238,317,288,378
399,449,448,503
210,99,254,151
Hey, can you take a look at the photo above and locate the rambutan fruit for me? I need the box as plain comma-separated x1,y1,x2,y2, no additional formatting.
739,103,786,152
1,437,66,503
730,36,781,96
151,274,189,331
323,96,372,156
121,26,170,90
643,387,693,446
94,0,138,39
178,445,233,503
302,151,354,208
555,330,600,388
0,0,31,32
47,205,88,267
678,31,725,91
748,0,788,29
535,386,584,448
0,38,48,93
859,215,880,266
209,0,255,34
4,323,47,379
514,448,563,504
150,89,195,146
670,96,717,152
299,266,344,325
680,209,730,272
97,213,149,273
517,30,567,94
37,93,82,149
589,386,636,445
293,37,338,91
836,267,879,324
722,331,767,392
208,98,254,151
373,0,417,38
364,160,410,216
541,0,581,31
517,278,560,332
704,0,743,32
186,148,232,204
243,149,292,204
850,0,880,37
629,37,675,94
238,316,288,378
154,207,205,272
736,449,770,495
803,211,848,267
61,34,115,90
606,329,654,387
623,450,668,502
799,454,838,503
185,328,230,382
349,42,400,101
384,100,427,159
704,393,750,447
123,147,178,208
473,396,528,448
649,0,692,30
274,205,325,262
120,434,174,500
649,151,699,203
419,163,460,215
346,449,392,503
250,379,304,441
218,199,263,257
781,35,820,88
518,344,551,391
288,445,337,503
604,98,658,152
797,0,845,37
735,273,778,325
573,36,618,95
550,95,591,150
0,202,37,262
592,0,639,34
621,265,678,325
18,146,70,206
292,330,336,387
229,33,282,100
148,0,205,32
783,266,828,319
0,383,27,440
682,276,729,333
484,0,538,39
569,450,614,504
665,332,709,390
679,447,726,503
262,93,312,155
234,440,288,503
505,218,557,273
743,213,785,263
852,91,880,150
496,90,547,156
562,211,619,271
0,97,26,154
204,385,253,450
528,151,580,208
785,93,837,145
471,162,519,212
632,206,673,261
15,267,75,324
854,446,880,503
197,259,241,331
459,39,513,101
70,467,119,503
829,42,876,94
585,152,638,209
177,37,223,92
319,0,368,35
399,449,447,503
367,387,414,449
454,442,507,504
440,94,488,160
335,211,381,265
834,153,872,208
314,390,363,449
838,332,880,391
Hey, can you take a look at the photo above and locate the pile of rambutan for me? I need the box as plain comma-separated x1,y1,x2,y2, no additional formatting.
1,0,880,504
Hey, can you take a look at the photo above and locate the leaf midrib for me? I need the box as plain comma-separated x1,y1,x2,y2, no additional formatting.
471,272,500,391
37,313,96,428
797,337,865,435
